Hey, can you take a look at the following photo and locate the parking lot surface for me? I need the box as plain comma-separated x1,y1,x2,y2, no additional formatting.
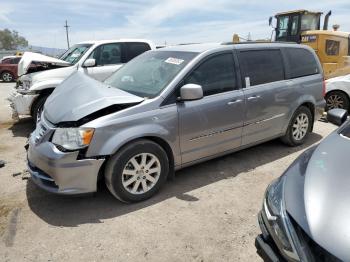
0,82,336,261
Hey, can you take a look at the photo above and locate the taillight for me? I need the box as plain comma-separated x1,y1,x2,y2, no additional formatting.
322,78,326,97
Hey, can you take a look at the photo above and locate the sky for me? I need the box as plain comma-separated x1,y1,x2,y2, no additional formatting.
1,0,350,49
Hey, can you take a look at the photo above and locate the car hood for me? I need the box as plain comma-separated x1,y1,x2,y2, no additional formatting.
44,71,144,124
30,66,76,85
18,51,70,76
284,129,350,261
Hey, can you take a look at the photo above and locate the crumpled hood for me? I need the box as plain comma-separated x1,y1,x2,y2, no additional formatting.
30,66,76,86
284,129,350,261
18,51,70,76
44,71,144,124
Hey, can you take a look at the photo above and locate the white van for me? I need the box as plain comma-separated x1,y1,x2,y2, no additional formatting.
9,39,156,121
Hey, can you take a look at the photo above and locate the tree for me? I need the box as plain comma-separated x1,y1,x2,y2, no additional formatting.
0,29,28,50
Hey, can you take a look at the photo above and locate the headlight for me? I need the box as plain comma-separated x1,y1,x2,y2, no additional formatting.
22,79,32,90
52,128,94,151
264,177,298,259
17,77,32,94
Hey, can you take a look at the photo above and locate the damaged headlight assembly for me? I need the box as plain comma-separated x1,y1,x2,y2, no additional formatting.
52,128,94,151
263,177,301,261
17,75,32,93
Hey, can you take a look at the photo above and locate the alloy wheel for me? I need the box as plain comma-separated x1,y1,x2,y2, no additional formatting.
122,153,161,195
2,72,13,82
327,94,344,109
292,113,309,141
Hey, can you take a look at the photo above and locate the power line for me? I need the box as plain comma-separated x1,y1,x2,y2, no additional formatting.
64,20,70,49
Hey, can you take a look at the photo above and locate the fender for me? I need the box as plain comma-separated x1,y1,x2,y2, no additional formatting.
281,94,317,134
31,78,65,92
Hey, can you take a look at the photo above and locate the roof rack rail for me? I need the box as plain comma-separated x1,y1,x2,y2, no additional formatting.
221,41,297,45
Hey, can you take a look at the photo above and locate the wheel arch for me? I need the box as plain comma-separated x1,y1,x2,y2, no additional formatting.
283,100,316,134
326,89,350,102
97,136,176,182
30,88,55,116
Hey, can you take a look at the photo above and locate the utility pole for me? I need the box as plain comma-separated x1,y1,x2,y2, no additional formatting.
64,20,70,49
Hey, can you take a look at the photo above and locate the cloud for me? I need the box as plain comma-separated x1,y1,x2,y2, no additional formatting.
0,5,13,23
0,0,350,48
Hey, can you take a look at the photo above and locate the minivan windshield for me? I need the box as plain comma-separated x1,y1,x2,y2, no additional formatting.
59,43,92,64
105,50,198,98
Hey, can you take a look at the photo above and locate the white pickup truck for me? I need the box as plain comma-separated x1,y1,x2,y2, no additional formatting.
9,39,156,122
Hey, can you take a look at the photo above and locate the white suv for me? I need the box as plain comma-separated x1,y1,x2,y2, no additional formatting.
9,39,155,121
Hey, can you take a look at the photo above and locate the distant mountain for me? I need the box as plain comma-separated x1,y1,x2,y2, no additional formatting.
22,45,66,58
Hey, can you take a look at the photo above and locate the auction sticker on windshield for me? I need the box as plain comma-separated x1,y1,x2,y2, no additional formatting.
165,57,184,65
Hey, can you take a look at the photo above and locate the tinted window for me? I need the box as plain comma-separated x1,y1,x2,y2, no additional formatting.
126,42,151,61
290,15,299,36
238,50,284,86
10,57,21,64
1,58,10,64
285,48,319,78
185,53,237,96
325,40,340,56
88,43,123,66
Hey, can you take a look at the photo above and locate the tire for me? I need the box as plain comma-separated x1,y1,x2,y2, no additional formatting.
281,106,312,146
105,139,169,203
1,71,14,82
31,95,48,124
326,91,350,111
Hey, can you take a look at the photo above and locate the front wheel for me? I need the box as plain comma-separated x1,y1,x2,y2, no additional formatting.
31,95,49,124
105,139,169,203
281,106,312,146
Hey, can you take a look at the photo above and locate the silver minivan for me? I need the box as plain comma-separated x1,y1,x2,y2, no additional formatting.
27,42,325,202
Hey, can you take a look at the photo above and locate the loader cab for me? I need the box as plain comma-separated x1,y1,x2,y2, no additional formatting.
272,10,322,43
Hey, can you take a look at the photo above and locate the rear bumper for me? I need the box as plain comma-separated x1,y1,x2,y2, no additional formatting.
8,90,38,119
27,136,105,195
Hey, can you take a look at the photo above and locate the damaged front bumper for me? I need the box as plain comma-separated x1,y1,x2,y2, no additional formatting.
8,90,39,120
27,122,105,195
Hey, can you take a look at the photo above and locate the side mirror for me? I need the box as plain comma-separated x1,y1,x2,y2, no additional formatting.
83,58,96,67
327,108,348,126
269,16,273,27
179,84,203,101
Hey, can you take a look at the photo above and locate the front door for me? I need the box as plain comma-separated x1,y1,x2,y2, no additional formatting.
178,52,245,164
82,43,124,81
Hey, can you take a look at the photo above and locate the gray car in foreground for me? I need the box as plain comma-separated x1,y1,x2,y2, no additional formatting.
256,109,350,261
27,42,325,202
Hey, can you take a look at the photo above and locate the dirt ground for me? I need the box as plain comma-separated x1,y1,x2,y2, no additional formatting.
0,81,336,262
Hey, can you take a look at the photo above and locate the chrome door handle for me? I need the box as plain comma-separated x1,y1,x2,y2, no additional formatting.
227,99,242,105
247,95,261,101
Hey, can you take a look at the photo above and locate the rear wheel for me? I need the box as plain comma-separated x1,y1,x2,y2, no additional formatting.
326,91,349,111
31,95,49,124
281,106,312,146
1,71,14,82
105,139,169,203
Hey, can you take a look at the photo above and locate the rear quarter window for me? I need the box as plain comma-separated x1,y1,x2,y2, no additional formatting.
284,48,319,78
238,49,285,86
126,42,151,61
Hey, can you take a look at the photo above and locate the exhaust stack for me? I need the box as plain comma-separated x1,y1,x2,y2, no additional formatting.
323,10,332,30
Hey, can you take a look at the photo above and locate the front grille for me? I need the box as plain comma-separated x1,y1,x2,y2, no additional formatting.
289,215,341,262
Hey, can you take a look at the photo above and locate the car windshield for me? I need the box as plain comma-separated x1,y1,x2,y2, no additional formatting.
104,50,198,98
59,43,92,64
